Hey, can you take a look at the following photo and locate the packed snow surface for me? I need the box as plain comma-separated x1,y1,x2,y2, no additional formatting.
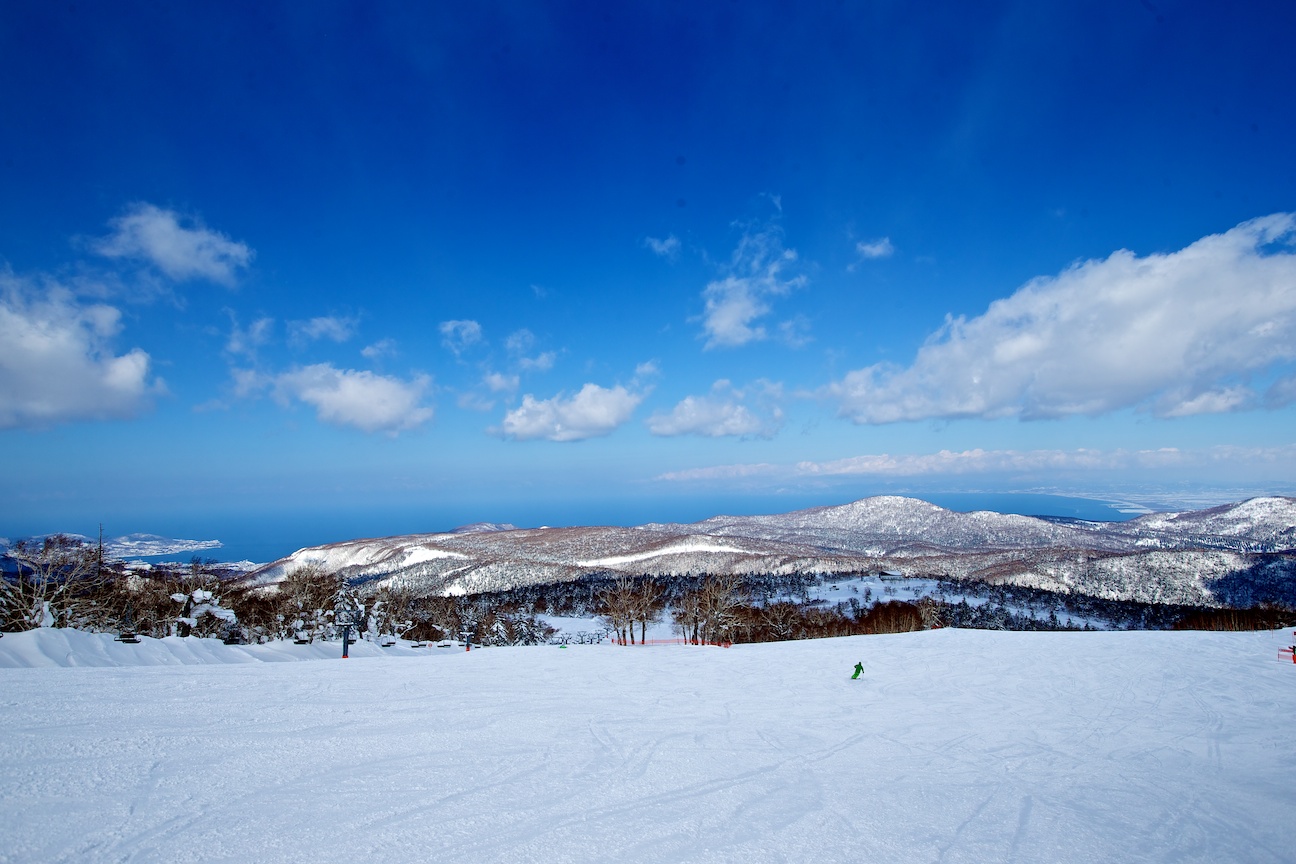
1,628,1293,863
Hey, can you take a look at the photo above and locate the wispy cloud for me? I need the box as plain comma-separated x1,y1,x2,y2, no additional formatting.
647,380,783,438
361,338,397,360
506,329,556,371
699,225,807,349
497,383,643,442
0,274,159,428
93,203,253,286
484,371,519,393
439,319,483,357
855,237,895,260
657,444,1296,483
224,314,274,360
827,214,1296,423
288,316,356,347
273,364,432,434
644,234,681,260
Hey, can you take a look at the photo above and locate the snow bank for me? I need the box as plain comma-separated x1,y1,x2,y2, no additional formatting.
1,629,1293,862
0,628,444,668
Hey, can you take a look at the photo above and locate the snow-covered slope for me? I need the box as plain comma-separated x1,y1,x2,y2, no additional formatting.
1112,496,1296,551
2,629,1292,862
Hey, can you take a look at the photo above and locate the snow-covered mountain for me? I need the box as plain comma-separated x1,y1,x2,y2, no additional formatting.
1,533,222,559
1109,496,1296,552
247,495,1296,605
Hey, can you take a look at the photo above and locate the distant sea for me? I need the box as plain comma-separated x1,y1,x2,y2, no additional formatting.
98,491,1142,567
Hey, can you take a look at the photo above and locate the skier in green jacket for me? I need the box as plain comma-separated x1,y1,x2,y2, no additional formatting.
851,661,864,679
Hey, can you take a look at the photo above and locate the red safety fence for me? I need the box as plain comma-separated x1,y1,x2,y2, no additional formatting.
609,638,731,648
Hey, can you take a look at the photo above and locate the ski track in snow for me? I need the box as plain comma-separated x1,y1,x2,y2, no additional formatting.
0,629,1293,863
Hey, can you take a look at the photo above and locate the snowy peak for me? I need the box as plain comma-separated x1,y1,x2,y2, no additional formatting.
684,494,1107,555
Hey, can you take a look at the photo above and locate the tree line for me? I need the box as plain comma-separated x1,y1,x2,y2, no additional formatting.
4,536,1290,645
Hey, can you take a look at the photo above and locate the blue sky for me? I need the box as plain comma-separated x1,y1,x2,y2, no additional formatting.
3,1,1295,543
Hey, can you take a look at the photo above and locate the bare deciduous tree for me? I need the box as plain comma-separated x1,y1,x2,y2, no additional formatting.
673,574,746,645
630,578,665,644
597,575,638,644
2,535,104,631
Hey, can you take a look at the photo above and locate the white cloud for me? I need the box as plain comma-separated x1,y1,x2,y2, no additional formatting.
796,448,1138,477
700,226,807,349
506,329,555,371
484,372,519,393
93,203,252,286
273,364,432,434
856,237,895,260
828,214,1296,423
505,329,535,354
647,380,783,438
0,276,157,428
519,351,556,372
361,338,397,360
497,383,643,442
777,315,813,348
288,316,356,347
657,444,1296,483
656,462,782,482
644,234,681,260
225,314,273,359
1158,386,1254,418
230,367,269,399
440,320,482,357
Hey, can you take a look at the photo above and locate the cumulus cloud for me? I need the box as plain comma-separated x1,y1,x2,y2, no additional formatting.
0,276,157,428
647,380,783,438
828,214,1296,423
440,319,482,357
856,237,895,260
273,364,432,434
93,203,252,286
644,234,681,260
497,383,643,442
288,316,356,347
699,226,807,349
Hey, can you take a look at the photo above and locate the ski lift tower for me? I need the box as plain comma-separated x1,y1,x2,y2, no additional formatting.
335,604,360,659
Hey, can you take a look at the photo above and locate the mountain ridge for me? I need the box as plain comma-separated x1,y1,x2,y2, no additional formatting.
246,495,1296,605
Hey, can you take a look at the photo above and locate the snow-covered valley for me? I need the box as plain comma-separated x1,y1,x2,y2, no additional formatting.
1,627,1293,862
